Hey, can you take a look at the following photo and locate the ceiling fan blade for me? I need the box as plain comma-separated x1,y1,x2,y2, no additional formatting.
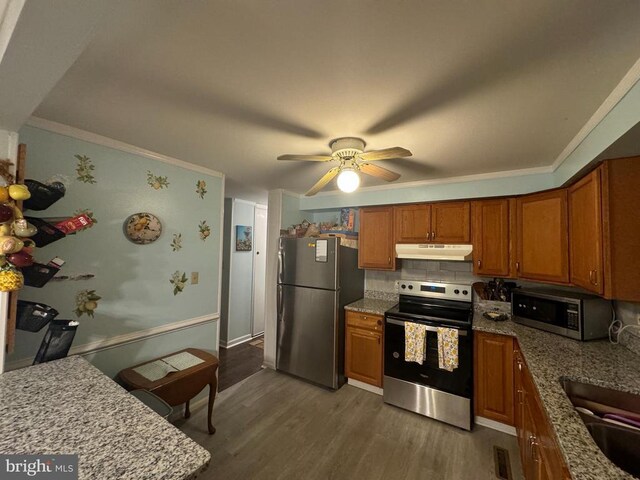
358,147,412,162
305,167,340,196
359,162,401,182
277,154,333,162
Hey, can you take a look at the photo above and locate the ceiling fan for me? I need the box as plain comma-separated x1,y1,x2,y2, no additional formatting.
277,137,412,196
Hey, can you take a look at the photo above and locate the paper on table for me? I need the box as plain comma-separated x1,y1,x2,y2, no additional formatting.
133,360,178,382
162,351,205,371
132,352,205,382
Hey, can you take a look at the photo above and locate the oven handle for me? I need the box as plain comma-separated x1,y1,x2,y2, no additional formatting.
386,317,469,336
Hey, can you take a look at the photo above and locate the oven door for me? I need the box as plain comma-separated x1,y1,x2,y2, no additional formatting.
384,315,472,398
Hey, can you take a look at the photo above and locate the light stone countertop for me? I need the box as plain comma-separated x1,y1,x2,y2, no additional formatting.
474,313,640,480
0,356,210,480
344,297,397,316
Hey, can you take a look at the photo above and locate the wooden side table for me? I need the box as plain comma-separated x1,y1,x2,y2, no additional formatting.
118,348,219,434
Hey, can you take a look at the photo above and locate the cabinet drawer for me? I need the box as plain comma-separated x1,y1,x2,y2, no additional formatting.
346,310,383,331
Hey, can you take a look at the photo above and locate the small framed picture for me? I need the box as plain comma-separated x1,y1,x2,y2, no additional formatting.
235,225,252,251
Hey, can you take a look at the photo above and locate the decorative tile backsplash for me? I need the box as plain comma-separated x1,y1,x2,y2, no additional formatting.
364,260,482,293
615,301,640,355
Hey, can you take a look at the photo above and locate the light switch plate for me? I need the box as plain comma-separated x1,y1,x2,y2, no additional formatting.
191,272,199,285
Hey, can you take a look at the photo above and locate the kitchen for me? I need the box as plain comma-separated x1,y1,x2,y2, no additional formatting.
1,2,640,480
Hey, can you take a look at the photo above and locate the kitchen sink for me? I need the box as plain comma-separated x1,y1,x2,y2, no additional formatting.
561,379,640,478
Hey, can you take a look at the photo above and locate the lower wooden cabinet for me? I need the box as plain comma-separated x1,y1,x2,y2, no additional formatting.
345,310,383,387
474,332,515,425
514,344,570,480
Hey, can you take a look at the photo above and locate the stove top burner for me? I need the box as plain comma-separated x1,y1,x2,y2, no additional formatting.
389,281,473,327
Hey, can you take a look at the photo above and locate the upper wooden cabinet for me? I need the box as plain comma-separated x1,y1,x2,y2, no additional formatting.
431,201,471,243
599,158,640,301
359,206,396,270
394,204,430,243
516,190,569,284
471,199,513,277
568,169,603,294
474,332,514,426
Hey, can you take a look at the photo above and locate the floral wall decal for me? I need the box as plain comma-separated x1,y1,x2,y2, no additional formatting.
199,220,211,241
171,233,182,251
75,155,96,184
74,289,101,317
170,270,188,295
147,170,169,190
196,180,207,199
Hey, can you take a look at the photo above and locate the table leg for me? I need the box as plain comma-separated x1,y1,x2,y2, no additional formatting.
184,400,191,419
207,378,217,434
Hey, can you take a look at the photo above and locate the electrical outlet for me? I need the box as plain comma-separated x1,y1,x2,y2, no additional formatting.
191,272,199,285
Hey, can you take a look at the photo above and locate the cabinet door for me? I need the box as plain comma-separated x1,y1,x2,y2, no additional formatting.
472,199,511,276
514,348,527,466
431,202,471,243
394,204,430,243
568,169,604,294
359,207,396,270
345,326,383,387
516,190,569,283
474,332,514,425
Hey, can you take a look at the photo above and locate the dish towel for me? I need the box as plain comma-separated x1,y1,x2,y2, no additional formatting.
437,327,459,372
404,322,427,364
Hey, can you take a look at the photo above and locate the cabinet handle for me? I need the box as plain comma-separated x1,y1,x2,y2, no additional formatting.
377,319,382,326
477,259,482,269
431,231,436,240
388,256,391,264
517,359,523,371
531,437,540,463
516,261,520,272
589,270,599,286
427,232,431,241
363,316,368,320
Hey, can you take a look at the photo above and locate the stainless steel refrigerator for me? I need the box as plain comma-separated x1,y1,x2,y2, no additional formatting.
276,237,364,389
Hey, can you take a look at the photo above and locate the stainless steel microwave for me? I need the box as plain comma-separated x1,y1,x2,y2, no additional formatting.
511,289,612,341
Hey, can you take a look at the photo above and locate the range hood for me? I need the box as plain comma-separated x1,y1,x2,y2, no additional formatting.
395,244,473,261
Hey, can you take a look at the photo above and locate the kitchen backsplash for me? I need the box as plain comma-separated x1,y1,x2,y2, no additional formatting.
614,301,640,355
364,260,481,293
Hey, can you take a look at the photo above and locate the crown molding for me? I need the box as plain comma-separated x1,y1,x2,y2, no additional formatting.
309,164,553,198
551,56,640,172
26,116,224,178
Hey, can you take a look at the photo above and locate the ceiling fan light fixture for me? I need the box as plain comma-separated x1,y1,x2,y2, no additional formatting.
337,167,360,193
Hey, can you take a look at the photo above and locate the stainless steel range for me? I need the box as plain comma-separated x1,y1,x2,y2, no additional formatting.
383,281,473,430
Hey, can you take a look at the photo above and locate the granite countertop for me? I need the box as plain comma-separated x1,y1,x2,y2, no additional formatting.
0,356,210,480
345,297,397,316
474,313,640,480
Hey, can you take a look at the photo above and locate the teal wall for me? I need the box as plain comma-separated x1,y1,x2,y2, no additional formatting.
8,126,223,374
281,191,307,229
554,79,640,185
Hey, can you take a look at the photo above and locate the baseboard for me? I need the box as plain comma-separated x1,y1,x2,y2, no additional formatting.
347,378,384,396
219,333,253,349
475,416,517,436
6,313,219,371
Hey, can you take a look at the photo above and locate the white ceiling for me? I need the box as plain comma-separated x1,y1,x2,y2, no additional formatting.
32,0,640,196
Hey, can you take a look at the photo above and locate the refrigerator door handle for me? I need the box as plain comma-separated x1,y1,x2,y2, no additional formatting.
277,284,284,321
277,241,284,285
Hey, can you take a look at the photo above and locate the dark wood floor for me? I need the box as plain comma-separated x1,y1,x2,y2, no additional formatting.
217,336,264,392
178,369,524,480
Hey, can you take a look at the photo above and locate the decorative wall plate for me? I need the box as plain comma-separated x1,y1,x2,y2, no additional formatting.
123,212,162,244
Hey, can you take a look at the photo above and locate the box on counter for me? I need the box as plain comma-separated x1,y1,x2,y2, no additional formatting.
55,214,93,234
340,208,356,231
